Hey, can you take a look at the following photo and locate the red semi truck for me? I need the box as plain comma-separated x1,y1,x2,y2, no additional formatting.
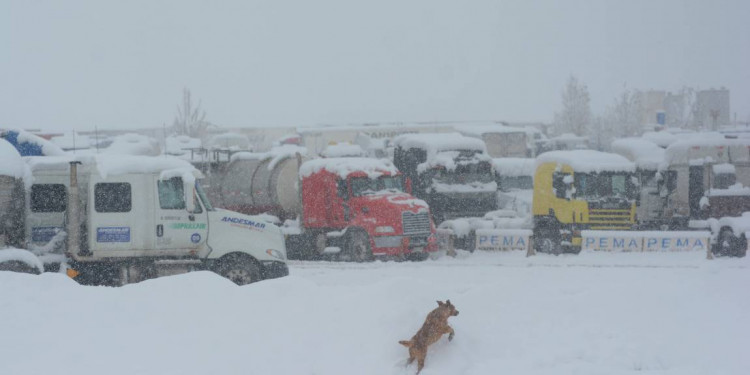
203,152,438,261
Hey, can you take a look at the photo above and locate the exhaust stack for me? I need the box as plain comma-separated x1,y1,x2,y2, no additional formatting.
67,161,85,257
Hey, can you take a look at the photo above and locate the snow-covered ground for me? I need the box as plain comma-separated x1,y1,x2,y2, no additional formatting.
1,251,748,375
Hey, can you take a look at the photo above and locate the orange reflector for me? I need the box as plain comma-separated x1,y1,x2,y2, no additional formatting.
66,268,80,279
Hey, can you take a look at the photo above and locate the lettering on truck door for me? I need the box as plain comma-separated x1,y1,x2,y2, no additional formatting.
154,176,208,253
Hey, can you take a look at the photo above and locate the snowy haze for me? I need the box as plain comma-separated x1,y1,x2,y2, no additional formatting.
2,0,749,131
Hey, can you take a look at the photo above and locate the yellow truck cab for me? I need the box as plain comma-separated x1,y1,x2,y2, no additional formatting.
532,150,638,254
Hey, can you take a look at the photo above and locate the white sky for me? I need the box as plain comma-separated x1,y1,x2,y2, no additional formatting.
2,0,748,131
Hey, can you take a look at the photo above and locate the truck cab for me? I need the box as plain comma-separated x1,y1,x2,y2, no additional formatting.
21,155,288,285
392,133,497,223
297,158,437,261
532,150,638,253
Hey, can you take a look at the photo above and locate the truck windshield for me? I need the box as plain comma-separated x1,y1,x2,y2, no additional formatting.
350,176,404,196
196,182,214,211
574,172,637,200
433,161,494,185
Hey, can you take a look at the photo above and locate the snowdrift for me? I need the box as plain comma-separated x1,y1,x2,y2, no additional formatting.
1,252,748,375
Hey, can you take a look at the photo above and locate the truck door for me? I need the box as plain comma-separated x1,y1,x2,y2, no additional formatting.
154,176,208,252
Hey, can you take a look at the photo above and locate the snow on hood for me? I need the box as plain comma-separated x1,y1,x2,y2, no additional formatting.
364,191,428,209
611,138,665,170
0,138,27,179
536,150,635,173
300,157,398,179
492,158,535,177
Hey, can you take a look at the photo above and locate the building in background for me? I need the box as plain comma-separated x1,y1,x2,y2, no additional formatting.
694,88,731,130
635,90,666,126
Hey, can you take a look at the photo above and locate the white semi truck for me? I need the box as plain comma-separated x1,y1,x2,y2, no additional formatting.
8,154,288,285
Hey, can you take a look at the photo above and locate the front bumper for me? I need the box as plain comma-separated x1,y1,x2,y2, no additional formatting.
260,260,289,280
372,234,438,256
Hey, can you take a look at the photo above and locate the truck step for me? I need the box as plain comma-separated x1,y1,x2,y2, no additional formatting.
153,259,202,266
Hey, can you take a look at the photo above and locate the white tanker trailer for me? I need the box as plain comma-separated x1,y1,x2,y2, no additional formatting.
215,149,306,220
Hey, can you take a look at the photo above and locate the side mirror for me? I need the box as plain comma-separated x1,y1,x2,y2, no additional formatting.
405,176,413,194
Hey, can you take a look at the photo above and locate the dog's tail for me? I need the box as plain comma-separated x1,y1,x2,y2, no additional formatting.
398,340,413,347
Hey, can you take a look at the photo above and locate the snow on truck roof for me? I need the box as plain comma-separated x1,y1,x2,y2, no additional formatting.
611,138,665,170
393,133,487,153
24,154,202,179
536,150,635,173
300,158,399,179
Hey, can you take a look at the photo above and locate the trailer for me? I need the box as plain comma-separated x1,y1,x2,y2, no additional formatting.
662,138,750,227
392,133,497,223
458,124,533,158
3,154,288,286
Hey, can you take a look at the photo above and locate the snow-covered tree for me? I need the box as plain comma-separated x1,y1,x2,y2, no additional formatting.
173,88,211,138
553,76,591,136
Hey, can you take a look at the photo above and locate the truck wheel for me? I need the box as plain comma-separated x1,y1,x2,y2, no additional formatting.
534,227,561,255
716,228,738,257
215,256,262,285
346,231,373,262
0,260,41,275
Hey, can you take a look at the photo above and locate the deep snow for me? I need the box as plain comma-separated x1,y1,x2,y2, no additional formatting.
1,251,748,375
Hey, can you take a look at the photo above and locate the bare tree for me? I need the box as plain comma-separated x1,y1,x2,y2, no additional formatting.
554,76,592,136
609,88,643,137
173,88,211,138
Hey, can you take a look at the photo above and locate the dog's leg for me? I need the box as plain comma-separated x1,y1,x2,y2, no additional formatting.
446,325,455,341
417,357,425,374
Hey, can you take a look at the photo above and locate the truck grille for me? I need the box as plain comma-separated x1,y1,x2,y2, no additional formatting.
589,209,632,230
402,211,431,235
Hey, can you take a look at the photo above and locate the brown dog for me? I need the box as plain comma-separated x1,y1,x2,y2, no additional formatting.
399,300,459,373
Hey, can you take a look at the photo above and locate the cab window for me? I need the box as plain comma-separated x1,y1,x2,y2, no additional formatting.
158,178,185,209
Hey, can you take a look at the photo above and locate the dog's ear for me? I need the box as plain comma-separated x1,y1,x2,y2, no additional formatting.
437,300,444,306
446,299,452,306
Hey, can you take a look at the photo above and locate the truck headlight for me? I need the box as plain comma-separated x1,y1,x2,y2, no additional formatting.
265,249,285,260
375,226,395,233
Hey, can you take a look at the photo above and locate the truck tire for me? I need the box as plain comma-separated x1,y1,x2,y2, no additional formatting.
716,228,746,257
214,255,262,285
534,225,561,255
0,260,40,275
345,230,373,262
